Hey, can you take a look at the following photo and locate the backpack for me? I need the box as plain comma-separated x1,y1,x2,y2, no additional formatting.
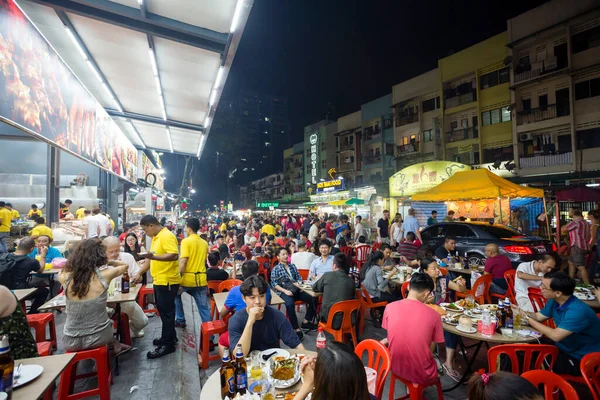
0,253,17,287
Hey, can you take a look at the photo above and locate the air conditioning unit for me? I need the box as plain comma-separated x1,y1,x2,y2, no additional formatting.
519,133,533,142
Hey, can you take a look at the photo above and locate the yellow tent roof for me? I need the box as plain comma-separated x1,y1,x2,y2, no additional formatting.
411,169,543,201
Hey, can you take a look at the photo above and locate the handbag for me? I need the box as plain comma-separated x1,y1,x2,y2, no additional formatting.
278,267,300,294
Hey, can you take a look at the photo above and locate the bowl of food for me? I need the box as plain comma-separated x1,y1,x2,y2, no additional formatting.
268,356,301,389
457,316,476,333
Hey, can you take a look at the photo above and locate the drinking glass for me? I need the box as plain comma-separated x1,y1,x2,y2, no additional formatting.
514,310,522,331
249,350,263,380
466,294,475,310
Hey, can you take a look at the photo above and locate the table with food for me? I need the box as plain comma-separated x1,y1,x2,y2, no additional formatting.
434,298,540,391
573,283,600,309
200,347,317,400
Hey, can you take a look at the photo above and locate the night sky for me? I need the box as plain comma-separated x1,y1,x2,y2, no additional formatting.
164,0,549,208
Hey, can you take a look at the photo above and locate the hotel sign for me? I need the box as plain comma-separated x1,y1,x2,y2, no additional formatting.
309,133,318,184
316,179,344,193
256,201,280,209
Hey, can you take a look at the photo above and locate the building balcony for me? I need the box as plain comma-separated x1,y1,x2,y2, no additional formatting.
363,134,382,144
363,154,382,165
519,151,572,168
444,92,475,109
445,127,477,143
396,142,419,156
513,57,564,84
516,104,562,125
394,114,419,127
338,142,355,152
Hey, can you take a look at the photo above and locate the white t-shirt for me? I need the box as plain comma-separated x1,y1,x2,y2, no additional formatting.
355,222,367,240
514,261,542,312
83,215,100,238
291,251,317,270
119,252,140,277
96,214,111,237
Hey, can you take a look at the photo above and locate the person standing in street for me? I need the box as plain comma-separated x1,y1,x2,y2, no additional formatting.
83,209,99,239
134,215,180,359
308,218,320,244
402,208,422,243
562,207,591,284
377,210,390,244
174,218,211,329
0,201,12,253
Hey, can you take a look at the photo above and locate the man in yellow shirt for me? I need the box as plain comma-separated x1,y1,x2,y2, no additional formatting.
75,206,86,220
30,217,54,239
261,219,276,236
28,204,42,219
174,217,210,329
134,214,180,359
5,203,19,220
0,201,11,253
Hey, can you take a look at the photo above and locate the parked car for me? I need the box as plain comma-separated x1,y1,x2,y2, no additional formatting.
419,222,556,267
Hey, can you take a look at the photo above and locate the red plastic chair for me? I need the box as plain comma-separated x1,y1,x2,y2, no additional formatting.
486,344,558,374
26,312,57,350
318,299,361,348
256,256,271,281
401,281,410,299
528,287,556,328
389,373,443,400
207,280,224,320
581,352,600,400
137,284,159,316
298,269,310,280
439,267,448,277
456,274,492,305
359,285,388,334
354,245,372,271
340,246,354,262
504,269,517,304
37,341,53,357
355,339,391,400
372,242,382,252
522,370,580,400
199,320,227,369
218,279,243,292
58,346,112,400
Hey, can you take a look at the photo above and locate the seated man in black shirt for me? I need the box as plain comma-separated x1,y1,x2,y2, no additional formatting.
206,250,229,282
228,275,305,357
434,237,461,266
6,237,48,313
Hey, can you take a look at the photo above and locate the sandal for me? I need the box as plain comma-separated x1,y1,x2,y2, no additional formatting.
115,345,132,357
442,364,461,382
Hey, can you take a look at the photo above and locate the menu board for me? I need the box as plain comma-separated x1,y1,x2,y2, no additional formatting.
0,0,137,182
138,151,164,190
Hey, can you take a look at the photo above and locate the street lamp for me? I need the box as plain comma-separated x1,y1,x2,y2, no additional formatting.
190,189,196,194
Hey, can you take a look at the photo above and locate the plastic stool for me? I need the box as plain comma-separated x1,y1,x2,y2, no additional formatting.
58,346,112,400
112,312,132,346
200,320,227,369
26,313,57,350
137,285,159,316
389,373,444,400
37,341,53,356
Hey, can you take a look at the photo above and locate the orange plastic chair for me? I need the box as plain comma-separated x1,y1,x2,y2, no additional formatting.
486,344,558,374
256,256,270,281
318,299,361,348
389,373,443,400
298,269,310,280
359,285,388,335
219,279,243,292
504,269,517,304
581,352,600,400
354,245,372,270
522,370,580,400
439,267,448,276
355,339,391,400
207,280,224,320
401,281,410,299
456,274,492,305
372,242,382,252
528,287,556,328
340,246,354,262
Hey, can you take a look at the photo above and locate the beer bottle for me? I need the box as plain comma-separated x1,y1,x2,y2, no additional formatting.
504,298,514,329
0,335,14,399
121,271,130,294
220,348,235,399
496,302,505,332
234,344,247,395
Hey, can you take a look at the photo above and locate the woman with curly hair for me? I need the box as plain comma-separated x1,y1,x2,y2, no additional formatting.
58,238,132,355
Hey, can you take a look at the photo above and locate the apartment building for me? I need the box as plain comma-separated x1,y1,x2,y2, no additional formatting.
283,142,305,201
438,33,513,169
507,0,600,181
336,110,362,189
303,120,337,192
392,69,442,171
239,172,285,209
361,94,395,194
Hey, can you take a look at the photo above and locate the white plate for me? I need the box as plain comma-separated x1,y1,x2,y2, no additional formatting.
260,348,290,362
456,325,477,334
440,303,464,313
13,364,43,388
465,310,483,320
574,292,595,301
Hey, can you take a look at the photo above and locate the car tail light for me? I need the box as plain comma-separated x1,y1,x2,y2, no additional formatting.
503,245,533,255
551,243,558,252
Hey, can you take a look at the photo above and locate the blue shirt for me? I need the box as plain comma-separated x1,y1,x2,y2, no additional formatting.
309,255,334,277
28,247,62,263
402,215,420,237
228,306,301,352
540,296,600,359
224,286,272,312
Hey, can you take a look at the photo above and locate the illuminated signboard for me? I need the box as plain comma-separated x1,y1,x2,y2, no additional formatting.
309,133,318,184
316,179,344,193
389,161,469,197
256,201,280,209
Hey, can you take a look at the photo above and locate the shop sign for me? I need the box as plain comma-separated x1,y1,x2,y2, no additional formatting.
0,0,138,183
316,179,344,193
457,144,472,154
389,161,469,197
309,133,318,184
472,161,516,178
310,191,350,203
256,201,280,209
